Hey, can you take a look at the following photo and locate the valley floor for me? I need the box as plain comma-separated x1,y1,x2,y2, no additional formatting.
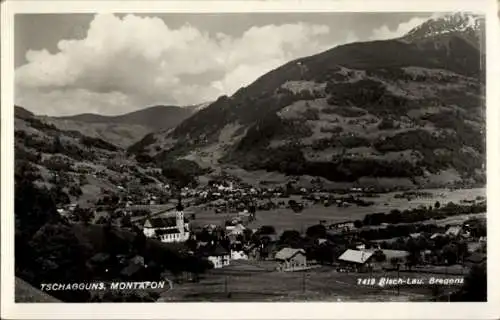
159,261,463,302
189,187,485,234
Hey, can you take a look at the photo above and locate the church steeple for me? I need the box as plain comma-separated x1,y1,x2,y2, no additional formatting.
175,195,186,238
176,196,184,212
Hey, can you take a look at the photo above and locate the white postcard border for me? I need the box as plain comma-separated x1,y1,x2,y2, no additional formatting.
2,0,499,319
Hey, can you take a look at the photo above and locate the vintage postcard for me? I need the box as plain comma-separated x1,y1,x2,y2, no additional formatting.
1,0,499,319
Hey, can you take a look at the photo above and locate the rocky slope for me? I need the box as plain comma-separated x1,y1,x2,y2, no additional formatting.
128,13,485,189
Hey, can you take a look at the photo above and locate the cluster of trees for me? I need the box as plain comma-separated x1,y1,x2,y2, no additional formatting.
305,158,422,182
321,106,367,118
15,144,42,163
325,78,411,116
365,67,417,82
374,129,451,153
68,184,83,197
96,193,120,207
24,117,59,132
42,155,73,172
373,128,484,177
359,223,444,242
451,262,487,301
364,67,469,85
237,141,425,182
361,201,486,226
420,111,484,154
69,206,95,224
80,136,118,152
135,153,154,164
19,132,98,162
15,166,212,302
311,135,371,150
287,199,304,213
320,125,344,134
235,114,311,153
160,159,209,189
127,133,157,155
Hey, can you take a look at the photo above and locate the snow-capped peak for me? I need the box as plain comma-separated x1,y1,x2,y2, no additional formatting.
403,12,483,41
192,101,213,112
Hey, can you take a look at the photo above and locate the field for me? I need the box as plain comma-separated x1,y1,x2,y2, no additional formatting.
189,188,485,233
159,261,464,302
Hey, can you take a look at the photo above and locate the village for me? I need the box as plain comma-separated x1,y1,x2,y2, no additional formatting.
56,167,487,301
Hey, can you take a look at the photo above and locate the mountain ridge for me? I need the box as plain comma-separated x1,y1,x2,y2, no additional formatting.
56,105,194,131
18,104,200,148
128,13,485,189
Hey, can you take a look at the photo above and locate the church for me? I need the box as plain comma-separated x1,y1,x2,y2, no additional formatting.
142,198,190,243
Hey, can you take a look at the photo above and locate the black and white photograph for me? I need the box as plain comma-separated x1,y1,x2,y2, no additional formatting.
1,0,499,318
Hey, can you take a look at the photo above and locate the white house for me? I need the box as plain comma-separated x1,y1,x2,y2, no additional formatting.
226,223,246,236
231,250,248,260
230,242,248,260
275,248,308,271
207,246,231,268
338,249,374,272
445,225,461,236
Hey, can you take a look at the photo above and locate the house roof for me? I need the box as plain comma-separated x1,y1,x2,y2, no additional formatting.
275,248,306,260
155,228,182,235
338,249,373,264
445,226,462,236
430,233,443,239
145,217,177,228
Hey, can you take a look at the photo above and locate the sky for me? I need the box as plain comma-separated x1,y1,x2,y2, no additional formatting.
15,12,437,116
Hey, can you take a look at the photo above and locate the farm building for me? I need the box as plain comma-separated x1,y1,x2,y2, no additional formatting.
226,223,246,236
275,248,308,271
337,249,374,272
430,233,444,240
445,225,463,237
329,221,355,231
231,249,249,260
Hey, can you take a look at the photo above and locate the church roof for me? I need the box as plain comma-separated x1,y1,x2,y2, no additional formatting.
155,228,182,235
145,217,177,228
